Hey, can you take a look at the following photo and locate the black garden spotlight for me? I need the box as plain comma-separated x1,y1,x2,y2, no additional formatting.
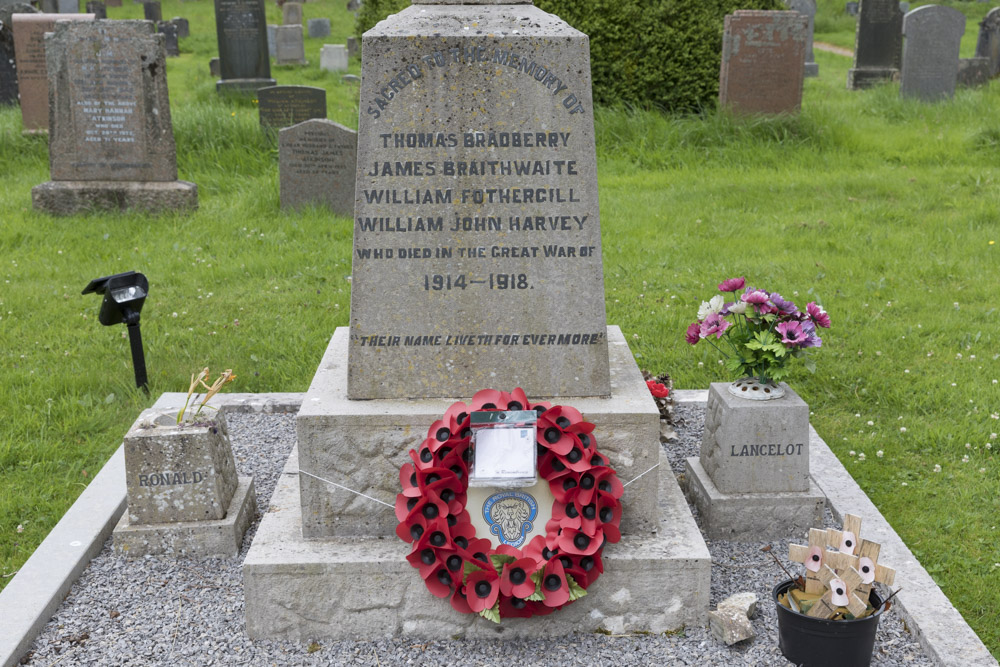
82,271,149,390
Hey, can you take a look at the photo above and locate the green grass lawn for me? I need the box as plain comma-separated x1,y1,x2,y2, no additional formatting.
2,0,1000,658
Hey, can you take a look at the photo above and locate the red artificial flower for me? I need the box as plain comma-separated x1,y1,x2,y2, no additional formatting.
523,534,558,566
540,557,570,608
450,585,473,614
470,388,506,411
399,462,421,497
506,387,531,411
646,380,669,398
499,594,534,618
464,569,500,612
596,495,623,543
551,501,582,531
500,557,540,599
557,526,603,557
424,566,456,598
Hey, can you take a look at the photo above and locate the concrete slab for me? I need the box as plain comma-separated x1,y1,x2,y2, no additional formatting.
683,457,825,541
112,476,256,558
244,445,711,639
297,326,662,539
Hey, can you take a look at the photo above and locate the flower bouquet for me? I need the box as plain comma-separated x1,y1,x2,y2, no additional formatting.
686,277,830,398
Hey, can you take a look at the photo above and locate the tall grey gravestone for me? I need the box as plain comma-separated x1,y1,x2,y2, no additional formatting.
848,0,903,89
279,118,356,215
32,21,198,214
214,0,274,95
142,0,160,21
159,20,179,57
786,0,818,77
900,5,965,101
243,0,710,644
975,7,1000,78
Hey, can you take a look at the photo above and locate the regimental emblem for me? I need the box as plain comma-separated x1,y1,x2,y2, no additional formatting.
483,490,538,548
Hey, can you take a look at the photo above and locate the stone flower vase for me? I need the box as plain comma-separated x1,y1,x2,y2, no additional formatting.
727,376,785,400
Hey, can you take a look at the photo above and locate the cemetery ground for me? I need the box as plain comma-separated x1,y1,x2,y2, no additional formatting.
0,0,998,659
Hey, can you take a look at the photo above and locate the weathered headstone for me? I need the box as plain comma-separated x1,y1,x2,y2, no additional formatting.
257,84,324,128
32,20,198,214
957,57,991,88
159,20,179,56
172,16,189,38
57,0,77,12
900,5,965,101
12,12,94,132
786,0,818,77
274,24,305,64
846,1,859,16
683,383,824,540
974,7,1000,78
319,43,346,71
142,0,160,21
85,0,106,18
245,1,709,643
209,56,220,76
847,0,903,89
266,23,276,57
214,0,275,95
719,11,808,115
346,0,359,10
112,408,257,558
346,34,357,57
307,16,328,38
281,0,300,25
279,118,356,214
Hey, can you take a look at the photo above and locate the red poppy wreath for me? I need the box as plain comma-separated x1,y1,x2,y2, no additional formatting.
395,388,624,622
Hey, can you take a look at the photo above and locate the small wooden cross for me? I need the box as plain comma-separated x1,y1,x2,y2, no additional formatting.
824,514,896,595
788,528,834,594
806,564,868,619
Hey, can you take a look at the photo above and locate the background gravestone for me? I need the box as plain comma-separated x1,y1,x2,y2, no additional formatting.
957,57,990,88
974,7,1000,78
172,16,189,38
106,0,121,7
785,0,818,77
257,84,325,128
31,20,198,214
56,0,77,12
12,12,94,133
346,34,357,57
719,11,808,115
848,0,903,89
307,16,328,38
266,23,276,57
159,20,179,56
0,4,29,106
274,24,305,64
279,118,356,215
142,0,160,21
846,1,858,16
900,5,965,101
85,0,106,17
39,0,57,11
281,0,300,25
214,0,275,95
209,56,220,76
319,43,346,71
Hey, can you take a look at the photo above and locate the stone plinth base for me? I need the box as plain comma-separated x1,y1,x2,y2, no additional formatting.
216,78,277,95
112,476,256,558
297,326,662,539
244,447,710,639
683,458,825,541
847,67,899,89
32,180,198,215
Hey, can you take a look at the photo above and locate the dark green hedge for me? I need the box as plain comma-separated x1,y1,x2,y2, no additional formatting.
356,0,785,112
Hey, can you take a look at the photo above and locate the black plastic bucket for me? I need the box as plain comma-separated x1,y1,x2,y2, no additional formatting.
773,579,884,667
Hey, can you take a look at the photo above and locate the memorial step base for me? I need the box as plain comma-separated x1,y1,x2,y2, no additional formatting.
31,180,198,216
243,446,711,640
847,67,899,90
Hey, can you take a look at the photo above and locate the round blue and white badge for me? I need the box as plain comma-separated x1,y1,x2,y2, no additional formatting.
482,490,538,548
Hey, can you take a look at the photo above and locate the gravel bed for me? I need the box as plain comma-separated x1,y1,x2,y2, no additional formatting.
21,408,932,666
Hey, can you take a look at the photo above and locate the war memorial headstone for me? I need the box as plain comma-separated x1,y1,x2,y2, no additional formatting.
847,0,903,89
319,43,346,71
257,84,324,128
31,20,198,214
281,0,300,25
142,0,160,21
279,118,356,214
786,0,818,77
214,0,274,95
274,24,305,64
85,0,106,18
307,16,328,38
12,12,94,133
900,5,964,101
243,0,709,641
957,57,990,88
974,7,1000,78
159,19,179,56
719,11,808,115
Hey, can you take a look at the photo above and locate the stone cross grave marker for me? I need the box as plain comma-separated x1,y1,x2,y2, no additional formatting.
786,0,818,77
31,20,198,214
900,5,965,101
349,0,611,400
281,1,301,25
143,0,160,22
320,43,347,71
159,20,179,56
257,84,325,129
307,16,329,38
848,0,903,89
12,12,94,133
274,24,305,64
975,7,1000,78
279,118,356,215
719,10,809,115
214,0,274,95
85,0,105,18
